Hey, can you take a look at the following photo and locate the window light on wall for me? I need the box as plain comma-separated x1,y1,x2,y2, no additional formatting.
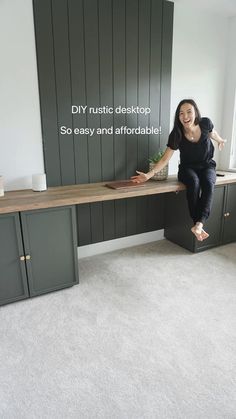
230,88,236,169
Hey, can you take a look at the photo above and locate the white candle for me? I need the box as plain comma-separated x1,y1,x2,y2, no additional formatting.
0,176,4,197
32,173,47,191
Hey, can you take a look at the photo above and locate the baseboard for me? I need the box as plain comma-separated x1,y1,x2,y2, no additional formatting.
77,230,164,259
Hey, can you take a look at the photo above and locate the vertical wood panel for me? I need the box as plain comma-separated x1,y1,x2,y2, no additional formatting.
113,0,126,238
99,0,115,181
138,0,151,171
126,0,138,178
113,0,126,180
52,0,75,185
136,196,148,234
68,0,89,184
160,0,173,149
76,204,91,246
103,201,116,241
33,0,173,245
90,202,104,243
136,0,152,234
84,0,102,182
69,0,91,243
147,194,165,231
149,0,162,156
84,0,103,242
33,0,61,186
126,0,139,236
99,0,116,240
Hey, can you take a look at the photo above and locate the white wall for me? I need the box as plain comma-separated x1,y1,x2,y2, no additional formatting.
219,16,236,170
0,0,44,191
0,0,232,190
168,1,228,174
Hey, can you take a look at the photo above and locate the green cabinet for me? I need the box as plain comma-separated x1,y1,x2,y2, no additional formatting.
164,183,235,253
222,183,236,244
0,213,29,306
0,206,79,306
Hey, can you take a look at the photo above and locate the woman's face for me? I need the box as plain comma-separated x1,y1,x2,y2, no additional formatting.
179,103,196,129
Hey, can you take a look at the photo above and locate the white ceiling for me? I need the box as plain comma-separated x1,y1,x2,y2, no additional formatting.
172,0,236,17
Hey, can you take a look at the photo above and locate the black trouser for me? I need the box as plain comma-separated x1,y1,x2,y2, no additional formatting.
178,165,216,224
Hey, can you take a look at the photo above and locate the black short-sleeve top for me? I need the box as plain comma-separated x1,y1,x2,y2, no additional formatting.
167,117,215,168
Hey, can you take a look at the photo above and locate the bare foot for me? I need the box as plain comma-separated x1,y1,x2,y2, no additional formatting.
191,226,203,241
201,229,209,240
191,222,209,241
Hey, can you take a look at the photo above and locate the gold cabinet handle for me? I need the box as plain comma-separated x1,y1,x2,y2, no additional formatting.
20,255,31,261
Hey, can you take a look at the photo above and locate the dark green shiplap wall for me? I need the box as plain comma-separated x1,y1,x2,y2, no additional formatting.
33,0,173,245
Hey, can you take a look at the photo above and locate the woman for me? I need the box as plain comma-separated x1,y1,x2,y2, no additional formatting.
131,99,226,241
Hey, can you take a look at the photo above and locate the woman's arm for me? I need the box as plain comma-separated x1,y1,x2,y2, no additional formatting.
131,147,175,183
209,130,227,151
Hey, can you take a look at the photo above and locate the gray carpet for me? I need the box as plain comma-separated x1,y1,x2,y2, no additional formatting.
1,239,236,419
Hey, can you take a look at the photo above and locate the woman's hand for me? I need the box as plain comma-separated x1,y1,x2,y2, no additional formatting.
218,138,227,151
131,170,151,184
209,130,227,151
131,148,174,184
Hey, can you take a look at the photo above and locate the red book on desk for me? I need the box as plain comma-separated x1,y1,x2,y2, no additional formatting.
105,180,146,189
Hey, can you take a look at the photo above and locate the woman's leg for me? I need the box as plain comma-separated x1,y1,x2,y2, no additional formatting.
178,167,209,241
198,167,216,223
178,167,201,224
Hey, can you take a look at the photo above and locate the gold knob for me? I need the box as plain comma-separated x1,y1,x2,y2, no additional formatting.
20,256,25,261
25,255,31,260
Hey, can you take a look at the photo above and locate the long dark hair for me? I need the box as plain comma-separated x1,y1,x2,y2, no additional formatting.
168,99,201,148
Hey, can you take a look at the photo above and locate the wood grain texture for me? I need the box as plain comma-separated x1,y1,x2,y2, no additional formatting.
1,173,236,215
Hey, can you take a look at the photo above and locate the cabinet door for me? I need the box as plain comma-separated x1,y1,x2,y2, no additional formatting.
20,206,79,297
222,183,236,244
0,213,29,306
